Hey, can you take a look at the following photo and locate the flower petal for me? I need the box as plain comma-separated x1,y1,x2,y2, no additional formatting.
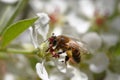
69,65,88,80
29,13,50,48
36,62,50,80
82,32,102,53
88,53,109,73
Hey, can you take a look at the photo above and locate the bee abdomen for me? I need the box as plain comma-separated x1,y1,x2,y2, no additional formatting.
72,49,80,63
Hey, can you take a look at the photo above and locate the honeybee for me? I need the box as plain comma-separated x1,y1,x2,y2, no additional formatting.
46,33,88,64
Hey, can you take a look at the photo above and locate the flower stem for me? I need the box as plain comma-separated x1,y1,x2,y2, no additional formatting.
0,48,36,54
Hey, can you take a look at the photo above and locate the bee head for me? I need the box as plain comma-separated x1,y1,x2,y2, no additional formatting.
48,33,57,46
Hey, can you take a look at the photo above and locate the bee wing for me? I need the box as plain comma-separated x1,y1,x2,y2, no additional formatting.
61,34,89,54
76,41,89,54
62,34,81,41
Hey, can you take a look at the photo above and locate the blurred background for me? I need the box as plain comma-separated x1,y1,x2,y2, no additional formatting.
0,0,120,80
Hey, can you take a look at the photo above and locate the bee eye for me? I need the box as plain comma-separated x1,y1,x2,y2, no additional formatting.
53,40,57,46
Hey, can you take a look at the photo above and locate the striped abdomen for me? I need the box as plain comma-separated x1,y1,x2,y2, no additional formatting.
72,49,80,63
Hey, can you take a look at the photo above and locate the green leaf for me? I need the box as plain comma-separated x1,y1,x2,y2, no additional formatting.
1,17,38,48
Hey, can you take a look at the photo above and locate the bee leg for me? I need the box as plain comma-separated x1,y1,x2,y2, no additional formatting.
53,54,60,58
57,50,65,58
46,44,53,52
57,52,63,54
58,50,65,54
52,52,60,58
65,56,69,64
46,47,50,52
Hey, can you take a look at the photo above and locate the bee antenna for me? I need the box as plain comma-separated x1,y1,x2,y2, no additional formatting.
43,38,48,43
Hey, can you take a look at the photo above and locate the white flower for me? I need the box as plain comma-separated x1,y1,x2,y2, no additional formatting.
36,62,50,80
35,13,50,40
3,73,16,80
49,61,88,80
49,73,65,80
52,26,62,36
36,13,50,25
110,17,120,32
49,68,67,80
78,0,95,18
69,65,88,80
1,0,18,4
81,32,102,53
53,59,67,73
51,51,68,73
45,0,67,14
104,70,120,80
95,0,115,16
53,55,88,80
29,0,44,12
67,13,90,33
61,23,80,38
88,53,109,73
100,33,119,48
29,12,50,48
